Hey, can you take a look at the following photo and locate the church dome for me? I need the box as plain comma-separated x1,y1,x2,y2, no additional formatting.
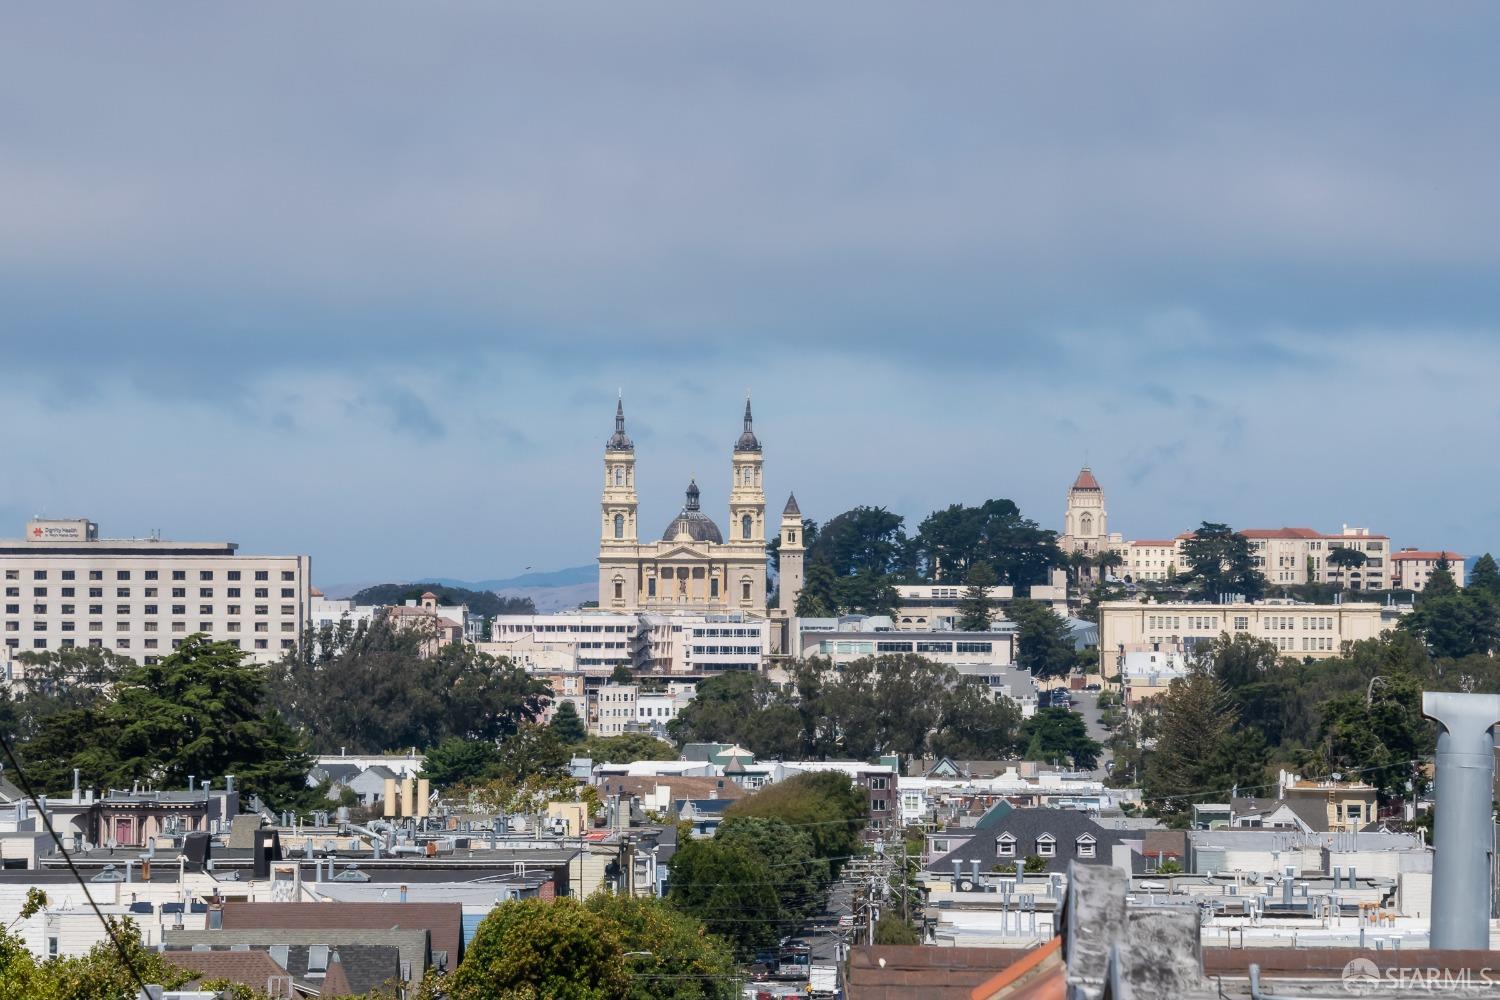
661,480,723,543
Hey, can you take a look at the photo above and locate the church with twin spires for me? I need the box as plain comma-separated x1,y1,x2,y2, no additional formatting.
597,398,803,620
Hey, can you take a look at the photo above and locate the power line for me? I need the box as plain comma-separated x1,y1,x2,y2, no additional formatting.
0,734,156,997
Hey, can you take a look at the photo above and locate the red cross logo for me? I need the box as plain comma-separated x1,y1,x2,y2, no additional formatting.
31,527,42,537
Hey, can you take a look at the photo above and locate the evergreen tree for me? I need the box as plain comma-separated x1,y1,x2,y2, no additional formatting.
956,561,999,631
1469,554,1500,599
1144,663,1266,826
795,560,838,617
550,700,588,744
1008,598,1078,678
1423,555,1460,600
1181,522,1266,601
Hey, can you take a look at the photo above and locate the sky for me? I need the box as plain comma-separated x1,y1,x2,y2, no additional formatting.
2,3,1498,585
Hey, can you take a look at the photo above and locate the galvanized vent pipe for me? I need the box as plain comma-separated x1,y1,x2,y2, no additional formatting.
1422,691,1500,950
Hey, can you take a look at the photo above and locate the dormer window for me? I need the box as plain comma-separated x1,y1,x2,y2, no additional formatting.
1036,833,1056,857
996,833,1016,858
1076,833,1096,859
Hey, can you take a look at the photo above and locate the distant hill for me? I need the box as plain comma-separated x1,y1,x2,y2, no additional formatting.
348,583,535,618
421,565,596,590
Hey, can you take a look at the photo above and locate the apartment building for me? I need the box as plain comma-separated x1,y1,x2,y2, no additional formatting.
1125,540,1180,582
1096,599,1386,679
1390,550,1466,591
1,518,309,666
636,612,768,675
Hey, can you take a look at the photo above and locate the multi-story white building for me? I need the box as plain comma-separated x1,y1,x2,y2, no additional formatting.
1390,550,1466,591
484,612,636,674
636,612,768,675
1,518,309,666
1097,599,1386,679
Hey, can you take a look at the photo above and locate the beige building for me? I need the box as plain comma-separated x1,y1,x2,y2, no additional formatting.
598,399,790,618
1097,599,1386,679
1125,540,1180,582
1390,550,1466,591
1,518,309,666
1059,467,1124,560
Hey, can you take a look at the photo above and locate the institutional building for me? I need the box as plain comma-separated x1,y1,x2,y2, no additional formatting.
1390,550,1466,591
598,399,800,618
1058,467,1439,592
1,518,309,666
1096,599,1386,679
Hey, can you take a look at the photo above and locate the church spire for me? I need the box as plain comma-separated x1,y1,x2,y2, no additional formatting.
734,396,761,452
607,396,633,451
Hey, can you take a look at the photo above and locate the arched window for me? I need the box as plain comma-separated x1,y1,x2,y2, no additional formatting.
741,579,752,601
788,530,797,545
742,514,753,539
613,514,624,539
613,467,623,486
743,467,752,485
613,578,624,601
1080,513,1093,536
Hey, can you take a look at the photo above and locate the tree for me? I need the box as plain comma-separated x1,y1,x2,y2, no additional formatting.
807,507,908,578
1008,599,1078,679
832,568,900,617
795,559,839,617
1,647,130,746
1094,550,1124,583
1469,554,1500,600
956,561,999,631
1181,522,1265,601
1144,663,1266,826
449,897,628,1000
928,680,1022,760
0,918,191,1000
611,663,635,684
1401,592,1499,658
349,582,534,619
1326,546,1369,590
584,895,739,1000
1023,855,1049,874
1019,708,1102,770
493,722,570,785
21,636,312,809
716,816,828,927
582,733,678,764
912,499,1061,586
668,839,784,958
421,737,502,788
551,700,588,744
873,911,921,945
266,619,549,753
725,771,867,876
1425,555,1460,600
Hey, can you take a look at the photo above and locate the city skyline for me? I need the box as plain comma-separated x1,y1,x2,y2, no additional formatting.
3,4,1497,582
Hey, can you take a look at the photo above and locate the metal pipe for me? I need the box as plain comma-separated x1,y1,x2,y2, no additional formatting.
1422,691,1500,950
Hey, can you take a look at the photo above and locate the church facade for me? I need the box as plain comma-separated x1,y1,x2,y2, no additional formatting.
599,398,794,617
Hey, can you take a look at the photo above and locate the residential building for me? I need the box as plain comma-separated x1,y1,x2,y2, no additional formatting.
1390,549,1466,591
892,584,1014,630
1125,540,1180,582
637,611,768,675
1097,599,1386,679
593,683,639,736
780,760,898,841
0,518,310,665
383,592,465,654
598,398,797,617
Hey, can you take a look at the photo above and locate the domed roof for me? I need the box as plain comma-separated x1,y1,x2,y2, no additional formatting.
661,479,723,543
734,398,761,452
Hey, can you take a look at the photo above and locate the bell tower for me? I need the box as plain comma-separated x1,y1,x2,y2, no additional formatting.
777,494,804,614
729,398,766,546
601,397,638,547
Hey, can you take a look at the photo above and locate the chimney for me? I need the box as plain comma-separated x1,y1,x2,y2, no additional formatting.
1422,692,1500,950
416,779,430,820
383,778,398,818
72,768,81,804
188,775,195,792
225,775,235,795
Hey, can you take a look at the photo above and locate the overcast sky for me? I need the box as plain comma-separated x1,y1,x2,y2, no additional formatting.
3,4,1498,584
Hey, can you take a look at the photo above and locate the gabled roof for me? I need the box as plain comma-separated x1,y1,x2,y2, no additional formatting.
930,808,1122,874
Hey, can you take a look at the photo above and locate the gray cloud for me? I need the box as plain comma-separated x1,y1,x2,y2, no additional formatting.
1,4,1497,578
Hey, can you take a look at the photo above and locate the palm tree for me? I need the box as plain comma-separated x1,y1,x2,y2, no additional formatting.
1095,550,1124,583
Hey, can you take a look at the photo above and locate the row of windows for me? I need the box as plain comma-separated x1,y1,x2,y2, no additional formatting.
6,587,294,599
5,568,295,582
11,604,296,616
691,645,761,655
5,637,294,652
9,621,296,633
690,628,761,638
500,624,631,634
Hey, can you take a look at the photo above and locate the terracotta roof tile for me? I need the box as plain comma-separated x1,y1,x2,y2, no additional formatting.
1071,467,1101,491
